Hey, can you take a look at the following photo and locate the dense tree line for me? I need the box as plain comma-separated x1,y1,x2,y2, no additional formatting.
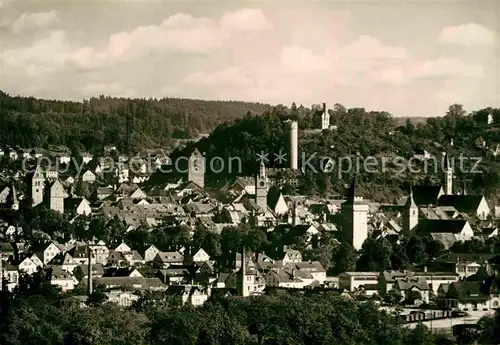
0,91,272,153
3,275,497,345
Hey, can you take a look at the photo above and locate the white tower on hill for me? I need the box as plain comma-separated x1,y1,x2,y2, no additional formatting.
321,103,330,130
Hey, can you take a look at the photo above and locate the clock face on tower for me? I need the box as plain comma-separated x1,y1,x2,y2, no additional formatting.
259,181,265,187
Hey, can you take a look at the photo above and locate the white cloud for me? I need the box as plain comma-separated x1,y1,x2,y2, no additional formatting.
2,31,68,75
11,10,58,34
220,8,273,31
341,35,408,60
3,9,274,77
439,23,497,47
367,68,407,85
280,46,332,73
184,66,253,86
105,14,231,60
413,58,484,79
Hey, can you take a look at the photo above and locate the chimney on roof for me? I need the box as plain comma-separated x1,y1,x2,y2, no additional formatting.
424,266,427,273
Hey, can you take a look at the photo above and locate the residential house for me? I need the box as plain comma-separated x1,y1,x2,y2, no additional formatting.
42,242,66,265
114,243,132,253
89,245,109,265
104,291,139,307
265,269,310,289
64,198,92,216
45,266,77,292
443,281,492,310
166,285,209,307
68,245,90,265
79,264,104,278
17,257,40,275
143,245,160,263
393,276,430,303
281,249,302,265
49,253,79,273
0,243,15,260
153,251,184,268
226,264,266,295
1,260,19,288
285,261,327,284
411,271,459,293
81,170,96,183
81,153,93,164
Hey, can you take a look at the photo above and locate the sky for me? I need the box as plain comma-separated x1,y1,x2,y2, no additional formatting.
0,0,499,117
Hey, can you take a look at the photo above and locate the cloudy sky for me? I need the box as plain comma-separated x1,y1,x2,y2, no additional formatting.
1,0,498,117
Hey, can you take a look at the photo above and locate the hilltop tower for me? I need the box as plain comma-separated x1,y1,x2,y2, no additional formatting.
30,164,45,206
341,177,368,250
444,153,453,195
290,120,298,170
188,148,205,189
255,162,268,210
402,188,418,235
321,102,330,130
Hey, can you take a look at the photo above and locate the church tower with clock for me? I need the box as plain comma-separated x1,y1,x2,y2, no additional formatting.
188,148,205,188
255,162,268,210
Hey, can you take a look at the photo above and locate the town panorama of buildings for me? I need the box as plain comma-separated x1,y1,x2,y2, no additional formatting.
0,106,499,322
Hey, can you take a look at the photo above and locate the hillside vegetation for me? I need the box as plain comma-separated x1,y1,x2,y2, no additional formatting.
173,103,500,203
0,91,272,153
2,91,500,202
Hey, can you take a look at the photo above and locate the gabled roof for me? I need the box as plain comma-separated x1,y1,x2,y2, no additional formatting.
267,185,283,210
431,252,496,264
418,219,469,234
404,190,417,208
395,276,429,291
412,186,443,206
447,281,490,302
103,267,141,277
437,195,486,213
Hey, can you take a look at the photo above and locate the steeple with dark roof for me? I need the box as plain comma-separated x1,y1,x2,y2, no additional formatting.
404,188,417,208
403,186,419,234
344,176,362,205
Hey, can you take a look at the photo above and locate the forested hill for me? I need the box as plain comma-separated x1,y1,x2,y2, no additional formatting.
172,103,500,203
0,91,272,153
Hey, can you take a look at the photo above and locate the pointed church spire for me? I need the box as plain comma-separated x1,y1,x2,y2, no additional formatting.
443,152,453,195
345,175,361,204
444,152,451,170
259,161,266,179
405,187,417,208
